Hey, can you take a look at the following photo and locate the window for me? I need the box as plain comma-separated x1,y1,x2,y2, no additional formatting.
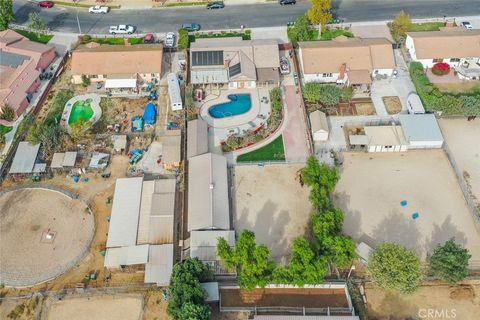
450,58,460,62
433,58,443,63
322,73,332,77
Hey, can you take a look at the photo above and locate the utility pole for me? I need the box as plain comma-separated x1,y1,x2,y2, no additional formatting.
74,0,82,34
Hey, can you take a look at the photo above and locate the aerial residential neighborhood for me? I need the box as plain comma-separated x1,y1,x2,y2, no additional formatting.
0,0,479,320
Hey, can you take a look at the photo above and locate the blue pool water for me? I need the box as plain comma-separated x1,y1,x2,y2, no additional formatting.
208,94,252,119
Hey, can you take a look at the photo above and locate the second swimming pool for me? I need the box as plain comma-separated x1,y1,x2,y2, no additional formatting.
208,94,252,119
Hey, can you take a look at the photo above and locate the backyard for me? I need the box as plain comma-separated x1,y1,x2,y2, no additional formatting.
409,22,445,32
333,151,480,261
234,164,311,262
236,135,285,162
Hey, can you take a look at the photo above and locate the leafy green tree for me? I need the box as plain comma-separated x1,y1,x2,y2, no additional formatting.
28,12,47,33
368,243,422,294
312,209,343,239
303,83,322,103
167,258,211,320
324,235,356,268
287,237,328,286
318,85,343,106
287,15,311,46
462,96,480,117
69,119,91,143
306,0,332,35
0,0,15,31
428,238,471,284
0,105,16,121
390,10,412,42
301,156,338,196
179,302,211,320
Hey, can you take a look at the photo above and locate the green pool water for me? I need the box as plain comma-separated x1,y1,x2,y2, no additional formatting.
68,100,94,125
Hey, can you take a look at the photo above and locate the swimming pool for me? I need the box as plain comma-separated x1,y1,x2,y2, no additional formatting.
208,94,252,119
68,99,94,125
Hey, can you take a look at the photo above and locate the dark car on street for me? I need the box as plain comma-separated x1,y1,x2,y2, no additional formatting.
181,23,201,31
279,0,296,5
207,2,225,9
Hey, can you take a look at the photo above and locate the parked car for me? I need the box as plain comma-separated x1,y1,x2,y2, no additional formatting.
109,25,135,35
38,1,54,8
89,6,109,14
181,23,201,32
144,33,155,43
461,21,474,30
165,32,176,48
207,2,225,9
280,57,290,75
279,0,296,5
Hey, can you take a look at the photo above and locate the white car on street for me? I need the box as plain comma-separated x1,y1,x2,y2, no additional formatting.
89,6,109,14
165,32,176,48
109,25,135,35
461,21,474,30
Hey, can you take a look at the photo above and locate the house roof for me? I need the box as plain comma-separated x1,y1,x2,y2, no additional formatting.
364,125,407,146
106,177,144,248
9,142,40,174
399,114,444,142
309,110,329,134
144,244,174,286
104,244,150,268
188,153,230,231
406,29,480,59
348,69,372,84
299,37,395,74
71,44,163,76
187,118,209,159
190,230,235,261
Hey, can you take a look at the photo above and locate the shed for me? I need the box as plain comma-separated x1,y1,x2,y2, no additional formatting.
190,230,235,261
201,282,220,302
89,152,110,169
63,151,77,167
144,244,174,286
112,135,127,153
309,110,329,141
50,152,65,169
104,244,150,268
188,153,230,231
9,142,42,174
187,118,208,159
106,177,144,248
167,73,183,111
399,114,444,149
406,92,425,114
356,242,373,264
364,126,408,152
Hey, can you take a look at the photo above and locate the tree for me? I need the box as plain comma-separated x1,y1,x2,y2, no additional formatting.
81,75,90,87
287,15,311,46
0,105,16,122
28,12,47,33
0,0,15,31
428,238,471,284
167,258,211,320
301,156,338,209
306,0,332,36
368,243,422,294
69,119,91,143
391,10,412,42
287,237,328,286
462,96,480,117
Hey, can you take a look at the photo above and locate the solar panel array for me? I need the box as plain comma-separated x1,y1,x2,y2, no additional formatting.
229,63,241,77
192,51,224,66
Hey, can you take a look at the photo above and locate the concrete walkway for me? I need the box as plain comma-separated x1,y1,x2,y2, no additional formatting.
282,85,309,163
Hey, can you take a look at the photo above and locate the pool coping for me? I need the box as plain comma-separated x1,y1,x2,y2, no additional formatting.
61,93,102,132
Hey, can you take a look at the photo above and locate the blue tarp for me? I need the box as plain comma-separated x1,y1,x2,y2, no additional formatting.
143,102,157,125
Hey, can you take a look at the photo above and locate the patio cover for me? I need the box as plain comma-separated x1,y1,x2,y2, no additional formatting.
105,78,137,89
63,151,77,167
50,153,65,169
104,244,150,268
144,244,174,286
9,142,40,174
348,70,372,85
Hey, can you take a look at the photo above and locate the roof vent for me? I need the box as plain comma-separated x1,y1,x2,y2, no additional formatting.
209,183,215,190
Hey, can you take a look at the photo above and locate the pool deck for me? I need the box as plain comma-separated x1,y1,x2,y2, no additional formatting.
62,94,102,132
199,88,272,151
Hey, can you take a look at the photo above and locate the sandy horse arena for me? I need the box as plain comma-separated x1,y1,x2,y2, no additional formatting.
0,188,95,287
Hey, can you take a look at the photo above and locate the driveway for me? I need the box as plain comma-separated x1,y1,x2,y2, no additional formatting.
282,85,309,163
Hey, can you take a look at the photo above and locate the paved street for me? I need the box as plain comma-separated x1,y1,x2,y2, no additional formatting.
13,0,480,34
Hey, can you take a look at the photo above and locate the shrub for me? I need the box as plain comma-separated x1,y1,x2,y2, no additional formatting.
177,28,189,49
81,74,90,87
0,105,16,121
428,238,471,284
81,34,92,43
431,62,450,76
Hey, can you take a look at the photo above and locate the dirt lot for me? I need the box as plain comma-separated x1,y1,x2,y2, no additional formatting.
0,189,94,287
439,118,480,202
333,151,480,261
366,280,480,319
354,102,376,116
234,164,312,261
382,96,402,114
220,288,349,308
46,295,143,320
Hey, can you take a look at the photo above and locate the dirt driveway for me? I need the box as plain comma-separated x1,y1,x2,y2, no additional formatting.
334,151,480,262
234,164,311,261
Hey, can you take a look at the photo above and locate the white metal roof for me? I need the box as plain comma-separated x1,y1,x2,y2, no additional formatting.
167,73,183,110
309,110,329,134
106,177,144,247
201,282,219,302
63,151,77,167
9,142,40,174
188,153,230,231
112,135,127,151
364,126,407,146
190,230,235,261
399,114,444,142
105,78,137,89
406,92,425,114
187,118,209,159
144,244,174,286
104,244,149,268
50,152,65,169
89,152,109,169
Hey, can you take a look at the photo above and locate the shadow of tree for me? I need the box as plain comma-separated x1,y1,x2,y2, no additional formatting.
424,216,467,255
333,191,363,241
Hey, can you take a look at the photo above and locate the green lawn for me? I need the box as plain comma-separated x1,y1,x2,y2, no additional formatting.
0,125,13,136
320,29,354,40
409,22,445,32
190,30,251,44
86,37,144,45
237,135,285,162
14,29,53,44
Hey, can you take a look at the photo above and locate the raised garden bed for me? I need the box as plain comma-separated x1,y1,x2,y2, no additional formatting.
383,96,402,114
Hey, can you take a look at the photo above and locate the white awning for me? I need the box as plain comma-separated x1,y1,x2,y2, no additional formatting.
105,78,137,89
